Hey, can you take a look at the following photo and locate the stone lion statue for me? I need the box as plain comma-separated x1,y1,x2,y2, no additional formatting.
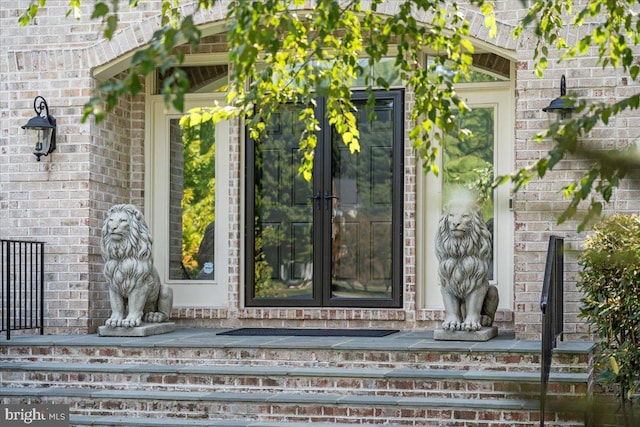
100,204,173,328
435,196,499,332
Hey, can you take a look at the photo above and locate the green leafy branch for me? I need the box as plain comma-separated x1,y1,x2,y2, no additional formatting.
20,0,496,183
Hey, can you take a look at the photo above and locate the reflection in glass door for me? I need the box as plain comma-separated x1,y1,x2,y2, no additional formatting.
330,97,395,300
246,90,403,308
250,104,315,302
442,107,495,280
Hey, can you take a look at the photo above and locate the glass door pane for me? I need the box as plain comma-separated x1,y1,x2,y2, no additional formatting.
329,98,395,300
251,105,316,301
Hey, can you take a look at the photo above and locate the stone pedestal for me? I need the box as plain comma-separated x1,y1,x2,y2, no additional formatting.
98,322,176,337
433,326,498,341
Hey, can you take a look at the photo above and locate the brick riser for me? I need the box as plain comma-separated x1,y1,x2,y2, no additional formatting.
0,345,591,373
1,364,587,399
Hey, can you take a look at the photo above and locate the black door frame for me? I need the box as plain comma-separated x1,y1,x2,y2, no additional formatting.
245,89,404,308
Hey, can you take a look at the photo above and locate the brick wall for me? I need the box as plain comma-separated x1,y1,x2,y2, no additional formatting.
1,2,95,333
512,35,640,338
0,1,157,333
87,86,146,331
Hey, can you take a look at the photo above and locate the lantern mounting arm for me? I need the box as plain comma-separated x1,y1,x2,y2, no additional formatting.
33,96,50,119
542,74,575,118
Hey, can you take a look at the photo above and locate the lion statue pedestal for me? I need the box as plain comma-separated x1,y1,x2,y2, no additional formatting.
97,204,174,337
433,325,498,341
434,196,499,342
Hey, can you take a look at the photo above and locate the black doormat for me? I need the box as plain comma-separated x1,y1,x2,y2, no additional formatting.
218,328,399,337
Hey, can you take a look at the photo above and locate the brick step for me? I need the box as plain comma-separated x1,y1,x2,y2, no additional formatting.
0,330,596,426
0,336,593,373
69,416,410,427
1,386,585,426
0,361,589,399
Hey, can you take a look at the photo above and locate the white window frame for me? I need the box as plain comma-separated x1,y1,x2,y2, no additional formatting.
146,93,230,307
416,81,514,311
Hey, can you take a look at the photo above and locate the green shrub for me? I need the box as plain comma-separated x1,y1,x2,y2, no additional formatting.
578,214,640,423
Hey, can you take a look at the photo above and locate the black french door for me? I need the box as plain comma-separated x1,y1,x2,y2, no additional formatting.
245,90,403,307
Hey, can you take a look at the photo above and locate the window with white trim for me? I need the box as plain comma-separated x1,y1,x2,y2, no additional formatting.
417,59,514,312
147,65,230,307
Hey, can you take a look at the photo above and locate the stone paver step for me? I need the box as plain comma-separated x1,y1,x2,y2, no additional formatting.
0,360,589,383
0,329,595,377
1,386,540,410
0,329,595,356
4,385,588,427
68,415,423,427
0,330,594,427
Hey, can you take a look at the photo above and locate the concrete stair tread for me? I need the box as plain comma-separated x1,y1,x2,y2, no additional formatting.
0,386,540,409
0,360,589,383
70,415,414,427
0,328,596,355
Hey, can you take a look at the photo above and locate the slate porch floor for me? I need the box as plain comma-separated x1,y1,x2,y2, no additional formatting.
0,327,595,354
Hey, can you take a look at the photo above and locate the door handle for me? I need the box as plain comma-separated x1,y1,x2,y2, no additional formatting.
307,191,321,210
324,192,339,209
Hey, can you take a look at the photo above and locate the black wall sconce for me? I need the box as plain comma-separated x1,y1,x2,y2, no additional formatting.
22,96,57,161
542,75,575,120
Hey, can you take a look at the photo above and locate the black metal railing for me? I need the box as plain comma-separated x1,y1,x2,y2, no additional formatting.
1,239,45,340
539,235,564,427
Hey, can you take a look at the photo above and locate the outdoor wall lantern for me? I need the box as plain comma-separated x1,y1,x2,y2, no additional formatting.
542,75,575,121
22,96,57,161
